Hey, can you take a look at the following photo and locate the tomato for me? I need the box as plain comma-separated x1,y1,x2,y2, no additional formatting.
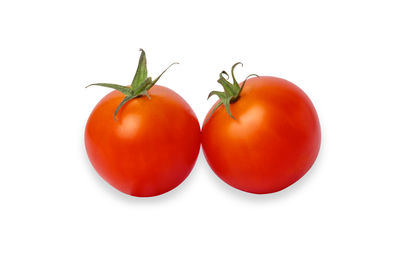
202,64,320,194
85,50,200,197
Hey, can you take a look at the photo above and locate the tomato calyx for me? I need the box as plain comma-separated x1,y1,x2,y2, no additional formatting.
86,49,178,119
206,63,258,121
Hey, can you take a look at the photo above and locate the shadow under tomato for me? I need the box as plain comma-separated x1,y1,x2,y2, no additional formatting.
81,136,323,203
200,141,324,202
80,139,199,204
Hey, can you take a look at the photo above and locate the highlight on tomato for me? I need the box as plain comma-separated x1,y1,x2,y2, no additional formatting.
201,63,321,194
85,49,201,197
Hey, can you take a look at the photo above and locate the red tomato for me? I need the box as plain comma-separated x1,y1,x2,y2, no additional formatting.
85,50,200,197
202,75,321,194
85,86,200,197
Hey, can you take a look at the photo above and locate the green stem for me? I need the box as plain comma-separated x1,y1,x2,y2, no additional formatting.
86,49,178,120
207,63,258,121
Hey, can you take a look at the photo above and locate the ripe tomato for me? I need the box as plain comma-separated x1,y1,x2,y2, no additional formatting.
202,66,320,194
85,87,200,197
85,50,200,197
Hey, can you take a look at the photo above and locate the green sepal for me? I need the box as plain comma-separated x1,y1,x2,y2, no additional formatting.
208,91,235,119
148,62,179,90
220,96,235,119
239,73,259,93
135,77,153,95
140,91,151,99
217,71,234,96
230,62,242,93
85,83,132,96
114,95,136,120
206,63,258,121
131,49,148,87
204,100,223,124
207,90,225,100
86,49,178,120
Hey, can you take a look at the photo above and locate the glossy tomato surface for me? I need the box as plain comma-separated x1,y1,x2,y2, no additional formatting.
202,77,321,194
85,85,200,197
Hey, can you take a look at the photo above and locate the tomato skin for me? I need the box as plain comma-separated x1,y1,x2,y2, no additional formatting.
202,76,321,194
85,85,200,197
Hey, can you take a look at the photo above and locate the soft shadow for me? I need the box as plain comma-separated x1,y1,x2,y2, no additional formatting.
80,119,324,204
80,138,199,205
200,141,325,203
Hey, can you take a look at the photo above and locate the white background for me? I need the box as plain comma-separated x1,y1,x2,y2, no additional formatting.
1,0,399,261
